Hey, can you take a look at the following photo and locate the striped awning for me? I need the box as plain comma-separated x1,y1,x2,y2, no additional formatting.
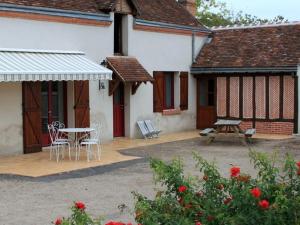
0,49,112,82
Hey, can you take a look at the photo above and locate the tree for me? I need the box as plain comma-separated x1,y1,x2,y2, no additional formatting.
195,0,287,27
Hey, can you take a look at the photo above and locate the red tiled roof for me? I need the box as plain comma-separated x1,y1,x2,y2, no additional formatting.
0,0,102,13
193,23,300,69
106,56,154,82
134,0,202,27
0,0,206,29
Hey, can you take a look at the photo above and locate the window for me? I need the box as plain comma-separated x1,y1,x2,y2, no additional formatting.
153,72,175,112
163,72,174,109
114,13,123,54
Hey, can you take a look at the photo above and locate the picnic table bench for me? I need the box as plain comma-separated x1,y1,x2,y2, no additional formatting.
199,119,256,144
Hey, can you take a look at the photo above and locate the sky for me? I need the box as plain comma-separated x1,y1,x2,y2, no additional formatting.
224,0,300,21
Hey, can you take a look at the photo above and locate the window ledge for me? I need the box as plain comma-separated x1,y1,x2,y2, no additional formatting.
162,108,181,116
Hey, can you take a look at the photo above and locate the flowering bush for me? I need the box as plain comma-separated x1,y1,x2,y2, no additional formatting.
133,150,300,225
53,202,135,225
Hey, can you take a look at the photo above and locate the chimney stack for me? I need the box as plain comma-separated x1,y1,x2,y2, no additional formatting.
178,0,197,17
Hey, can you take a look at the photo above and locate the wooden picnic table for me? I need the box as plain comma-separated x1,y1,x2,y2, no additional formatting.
210,119,244,142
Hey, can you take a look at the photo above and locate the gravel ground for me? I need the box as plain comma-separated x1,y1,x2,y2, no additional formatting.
0,136,300,225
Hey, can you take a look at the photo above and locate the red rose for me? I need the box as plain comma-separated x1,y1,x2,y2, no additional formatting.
207,215,214,222
297,161,300,168
75,201,86,210
230,167,240,177
54,218,62,225
250,187,261,198
224,196,232,205
178,185,187,193
105,222,125,225
203,175,208,181
195,221,202,225
259,200,270,209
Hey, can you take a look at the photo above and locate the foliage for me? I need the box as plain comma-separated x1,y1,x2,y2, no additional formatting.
195,0,287,27
134,151,300,225
53,202,134,225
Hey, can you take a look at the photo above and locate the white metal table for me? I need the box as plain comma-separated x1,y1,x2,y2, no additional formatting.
58,128,95,159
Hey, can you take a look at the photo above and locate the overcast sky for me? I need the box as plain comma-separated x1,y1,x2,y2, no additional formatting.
224,0,300,21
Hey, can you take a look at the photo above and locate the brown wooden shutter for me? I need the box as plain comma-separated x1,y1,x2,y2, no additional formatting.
153,72,164,112
180,72,189,110
74,81,90,128
22,82,42,154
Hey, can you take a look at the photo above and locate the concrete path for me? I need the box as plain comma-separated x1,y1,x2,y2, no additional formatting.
0,136,299,225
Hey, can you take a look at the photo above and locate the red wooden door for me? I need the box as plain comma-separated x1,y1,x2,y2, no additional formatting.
41,81,67,146
197,78,217,129
113,82,125,137
22,82,42,154
74,81,90,128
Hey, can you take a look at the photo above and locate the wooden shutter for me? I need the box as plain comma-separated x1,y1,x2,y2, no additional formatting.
74,81,90,128
153,72,164,112
22,82,42,154
180,72,189,110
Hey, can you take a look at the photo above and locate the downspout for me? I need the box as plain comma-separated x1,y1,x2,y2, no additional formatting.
192,31,196,64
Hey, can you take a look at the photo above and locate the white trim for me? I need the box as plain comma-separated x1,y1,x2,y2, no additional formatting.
211,21,300,31
0,48,84,54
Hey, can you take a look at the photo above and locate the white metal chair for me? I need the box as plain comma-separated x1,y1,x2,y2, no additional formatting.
52,121,71,143
78,124,102,162
137,121,152,139
48,124,71,162
144,120,161,138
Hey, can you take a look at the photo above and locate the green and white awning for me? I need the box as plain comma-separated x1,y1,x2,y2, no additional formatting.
0,49,112,82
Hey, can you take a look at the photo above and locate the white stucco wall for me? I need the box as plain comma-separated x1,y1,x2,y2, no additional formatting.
0,16,114,154
126,15,207,138
0,83,23,155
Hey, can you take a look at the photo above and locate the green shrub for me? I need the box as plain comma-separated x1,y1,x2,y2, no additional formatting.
133,150,300,225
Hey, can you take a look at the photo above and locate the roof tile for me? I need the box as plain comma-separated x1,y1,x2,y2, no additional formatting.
193,23,300,69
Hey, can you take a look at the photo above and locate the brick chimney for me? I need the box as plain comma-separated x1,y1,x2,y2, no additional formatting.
178,0,197,17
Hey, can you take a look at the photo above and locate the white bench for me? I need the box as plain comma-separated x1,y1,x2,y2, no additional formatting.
244,128,256,143
199,128,215,137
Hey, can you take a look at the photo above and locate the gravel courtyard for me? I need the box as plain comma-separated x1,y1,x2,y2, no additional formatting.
0,136,299,225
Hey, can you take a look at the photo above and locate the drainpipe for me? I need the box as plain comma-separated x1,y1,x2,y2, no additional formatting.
192,31,196,64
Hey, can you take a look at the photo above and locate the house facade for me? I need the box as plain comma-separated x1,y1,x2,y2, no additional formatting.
0,0,209,155
0,0,299,156
192,23,300,135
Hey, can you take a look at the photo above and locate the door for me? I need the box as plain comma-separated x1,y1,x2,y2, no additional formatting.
23,82,42,154
41,81,67,146
197,78,217,129
113,83,125,137
74,81,90,128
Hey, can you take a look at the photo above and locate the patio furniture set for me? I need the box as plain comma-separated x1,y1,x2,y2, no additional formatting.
48,121,102,162
200,119,256,144
137,120,162,139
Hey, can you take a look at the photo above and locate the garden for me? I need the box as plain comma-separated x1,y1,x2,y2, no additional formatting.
53,150,300,225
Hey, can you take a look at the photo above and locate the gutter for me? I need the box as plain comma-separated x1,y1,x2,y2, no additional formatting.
0,3,112,22
191,67,298,74
134,18,212,33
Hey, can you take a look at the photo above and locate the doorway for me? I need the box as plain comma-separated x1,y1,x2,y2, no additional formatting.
197,78,217,129
41,81,67,146
113,82,125,137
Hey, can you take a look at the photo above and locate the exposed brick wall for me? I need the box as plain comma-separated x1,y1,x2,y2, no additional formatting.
255,122,294,135
229,77,239,118
283,76,295,119
243,77,253,118
240,121,294,135
269,76,280,119
255,76,266,119
217,77,226,117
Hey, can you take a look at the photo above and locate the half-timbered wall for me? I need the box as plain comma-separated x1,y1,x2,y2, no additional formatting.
216,74,296,135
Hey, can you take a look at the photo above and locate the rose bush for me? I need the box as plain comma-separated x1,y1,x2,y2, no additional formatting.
54,150,300,225
133,150,300,225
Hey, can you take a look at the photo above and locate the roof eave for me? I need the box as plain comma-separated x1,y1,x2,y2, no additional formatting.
191,66,298,74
